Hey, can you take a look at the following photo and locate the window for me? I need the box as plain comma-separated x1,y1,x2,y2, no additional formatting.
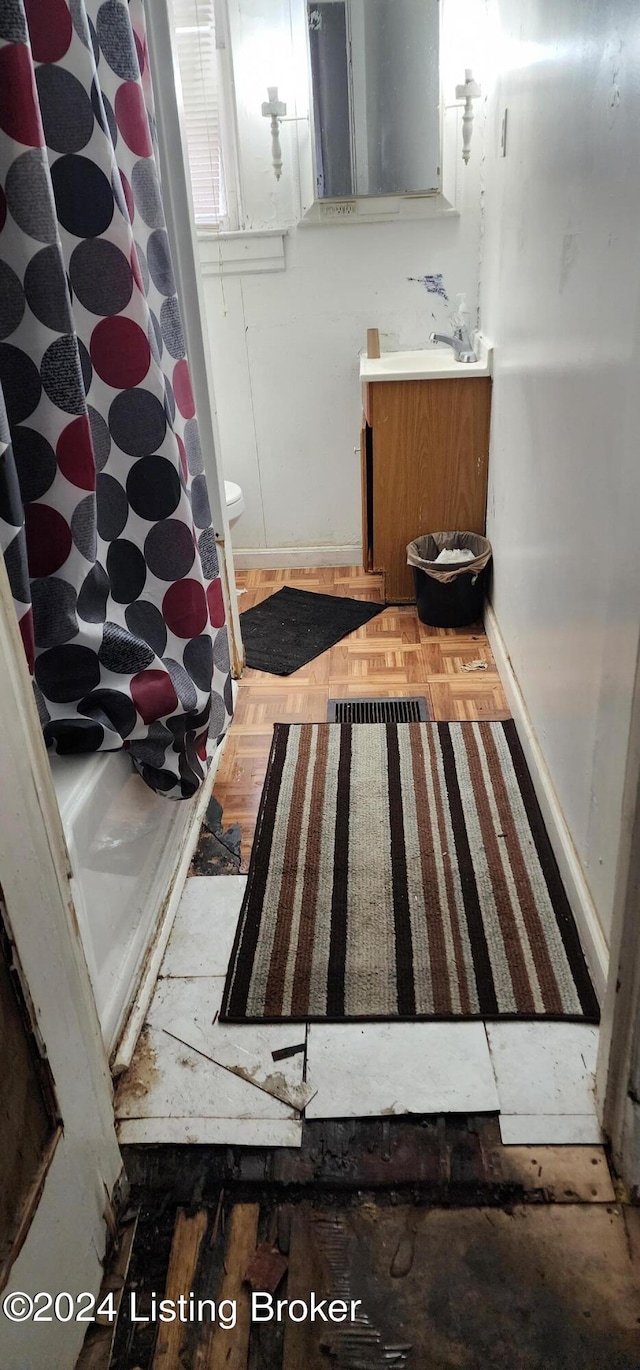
170,0,233,227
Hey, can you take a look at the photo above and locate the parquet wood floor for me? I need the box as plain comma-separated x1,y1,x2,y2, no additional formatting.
214,567,510,871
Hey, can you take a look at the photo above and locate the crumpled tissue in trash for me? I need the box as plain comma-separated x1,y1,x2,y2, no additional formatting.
433,548,476,565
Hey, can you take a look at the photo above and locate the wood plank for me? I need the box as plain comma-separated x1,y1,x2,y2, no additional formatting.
152,1208,208,1369
204,1203,259,1370
484,1145,615,1202
371,377,492,601
281,1208,329,1370
76,1210,139,1370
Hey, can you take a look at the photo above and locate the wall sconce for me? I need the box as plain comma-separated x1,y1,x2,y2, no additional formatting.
261,86,287,180
455,68,482,163
261,86,308,181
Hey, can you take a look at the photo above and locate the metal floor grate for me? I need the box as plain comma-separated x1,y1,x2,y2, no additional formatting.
327,697,429,724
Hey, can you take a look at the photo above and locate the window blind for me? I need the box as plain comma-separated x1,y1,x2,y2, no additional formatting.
170,0,227,224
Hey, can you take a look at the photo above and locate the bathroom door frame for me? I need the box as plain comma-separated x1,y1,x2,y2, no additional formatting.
0,556,121,1369
598,632,640,1194
145,0,244,679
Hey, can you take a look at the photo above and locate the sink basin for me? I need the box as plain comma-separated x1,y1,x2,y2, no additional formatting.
360,339,492,383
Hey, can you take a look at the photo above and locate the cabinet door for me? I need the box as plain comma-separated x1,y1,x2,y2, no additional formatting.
371,378,491,601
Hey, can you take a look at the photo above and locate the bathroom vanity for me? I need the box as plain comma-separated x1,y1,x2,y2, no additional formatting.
360,345,492,602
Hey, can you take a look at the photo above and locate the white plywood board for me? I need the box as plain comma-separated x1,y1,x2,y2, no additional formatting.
116,1022,296,1122
499,1115,604,1146
486,1022,599,1117
166,1014,311,1111
117,975,308,1124
117,1116,302,1146
305,1021,499,1119
160,876,246,978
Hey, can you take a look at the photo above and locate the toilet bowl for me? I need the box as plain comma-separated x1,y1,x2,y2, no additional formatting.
224,480,245,526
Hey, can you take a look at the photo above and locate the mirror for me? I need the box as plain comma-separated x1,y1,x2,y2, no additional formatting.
307,0,440,200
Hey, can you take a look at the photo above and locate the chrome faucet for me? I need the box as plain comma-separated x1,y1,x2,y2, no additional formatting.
429,326,477,364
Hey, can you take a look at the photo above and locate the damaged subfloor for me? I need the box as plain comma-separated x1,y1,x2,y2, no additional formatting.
91,1118,640,1370
101,567,631,1369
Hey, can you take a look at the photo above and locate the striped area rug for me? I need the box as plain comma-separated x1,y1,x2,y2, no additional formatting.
221,722,599,1024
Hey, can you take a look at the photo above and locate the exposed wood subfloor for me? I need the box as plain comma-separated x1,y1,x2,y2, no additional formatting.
108,1124,640,1370
214,567,509,871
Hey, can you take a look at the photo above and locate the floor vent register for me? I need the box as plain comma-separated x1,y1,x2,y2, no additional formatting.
327,697,430,724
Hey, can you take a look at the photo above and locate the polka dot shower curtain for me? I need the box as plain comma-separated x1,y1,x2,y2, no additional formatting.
0,0,232,799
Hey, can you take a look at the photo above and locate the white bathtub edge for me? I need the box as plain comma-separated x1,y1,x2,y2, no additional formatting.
110,731,230,1076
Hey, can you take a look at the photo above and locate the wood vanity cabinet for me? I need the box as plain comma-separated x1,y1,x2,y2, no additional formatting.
361,377,492,602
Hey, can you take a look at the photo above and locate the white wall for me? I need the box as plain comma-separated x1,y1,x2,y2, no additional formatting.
201,0,482,556
203,210,480,553
481,0,640,940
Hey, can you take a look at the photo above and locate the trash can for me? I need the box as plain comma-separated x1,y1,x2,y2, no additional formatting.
407,532,492,628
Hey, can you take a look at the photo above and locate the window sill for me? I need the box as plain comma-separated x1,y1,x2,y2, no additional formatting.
197,229,287,276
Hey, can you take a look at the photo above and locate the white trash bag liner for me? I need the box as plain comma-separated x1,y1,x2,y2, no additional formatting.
407,531,492,584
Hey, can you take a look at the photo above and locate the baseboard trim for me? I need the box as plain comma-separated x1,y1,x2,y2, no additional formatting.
110,730,229,1076
233,545,363,569
484,603,609,1005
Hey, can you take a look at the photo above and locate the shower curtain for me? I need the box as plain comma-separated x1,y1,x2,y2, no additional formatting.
0,0,232,798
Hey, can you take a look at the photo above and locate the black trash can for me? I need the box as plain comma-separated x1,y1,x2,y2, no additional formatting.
407,532,492,628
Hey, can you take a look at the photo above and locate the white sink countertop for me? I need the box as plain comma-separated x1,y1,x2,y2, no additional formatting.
360,336,492,382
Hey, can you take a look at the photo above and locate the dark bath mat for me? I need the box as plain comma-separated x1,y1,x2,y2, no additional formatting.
240,585,385,675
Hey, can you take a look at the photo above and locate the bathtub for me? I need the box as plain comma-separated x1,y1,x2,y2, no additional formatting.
50,750,201,1055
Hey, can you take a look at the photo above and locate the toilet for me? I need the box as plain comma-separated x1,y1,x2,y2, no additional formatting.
224,480,245,527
